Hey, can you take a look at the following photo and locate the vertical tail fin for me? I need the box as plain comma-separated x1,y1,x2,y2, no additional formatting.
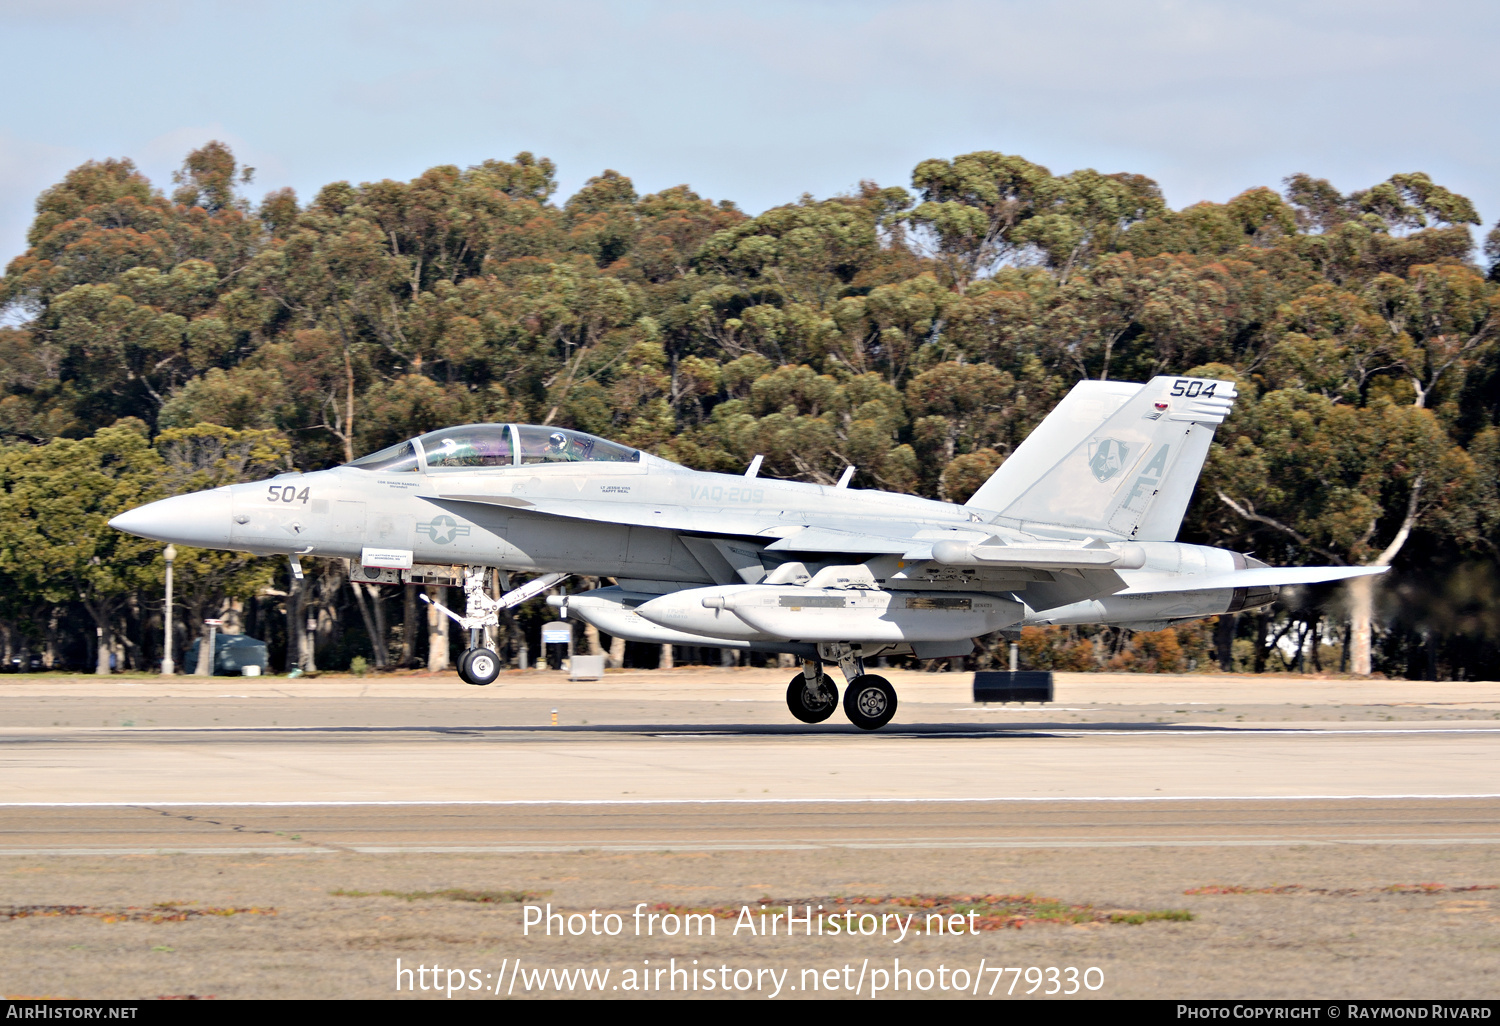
968,375,1238,541
965,380,1144,514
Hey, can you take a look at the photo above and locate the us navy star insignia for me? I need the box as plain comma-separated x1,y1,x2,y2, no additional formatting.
416,515,471,545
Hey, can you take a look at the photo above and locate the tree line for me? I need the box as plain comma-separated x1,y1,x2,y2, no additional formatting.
1,142,1497,677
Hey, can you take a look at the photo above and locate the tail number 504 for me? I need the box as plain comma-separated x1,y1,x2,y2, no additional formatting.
1169,379,1218,398
267,485,310,504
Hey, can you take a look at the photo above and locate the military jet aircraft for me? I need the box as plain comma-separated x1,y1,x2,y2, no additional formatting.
109,374,1384,729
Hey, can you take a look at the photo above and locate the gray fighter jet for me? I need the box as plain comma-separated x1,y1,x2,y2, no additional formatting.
110,374,1383,729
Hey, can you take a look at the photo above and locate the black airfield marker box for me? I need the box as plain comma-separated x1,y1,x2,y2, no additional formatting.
973,670,1054,704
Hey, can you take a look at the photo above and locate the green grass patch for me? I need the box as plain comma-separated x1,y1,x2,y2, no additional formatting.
1107,909,1195,924
2,905,274,923
638,894,1193,930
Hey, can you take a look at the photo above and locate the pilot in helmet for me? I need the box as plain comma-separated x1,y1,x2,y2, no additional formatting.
435,435,476,465
546,431,569,460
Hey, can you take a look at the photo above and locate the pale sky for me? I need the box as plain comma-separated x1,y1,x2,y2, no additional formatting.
2,0,1497,267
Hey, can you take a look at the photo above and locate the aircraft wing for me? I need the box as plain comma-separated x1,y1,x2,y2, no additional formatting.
760,527,912,553
756,527,1138,564
428,492,1162,572
426,492,983,552
1115,565,1388,595
429,493,778,537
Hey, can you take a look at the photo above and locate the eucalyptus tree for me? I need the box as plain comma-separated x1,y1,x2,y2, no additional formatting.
0,422,163,673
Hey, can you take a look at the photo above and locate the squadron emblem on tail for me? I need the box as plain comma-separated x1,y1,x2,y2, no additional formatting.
1087,438,1131,482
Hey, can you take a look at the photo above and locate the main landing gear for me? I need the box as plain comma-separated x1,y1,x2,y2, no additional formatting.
421,567,568,686
781,644,898,730
786,659,838,723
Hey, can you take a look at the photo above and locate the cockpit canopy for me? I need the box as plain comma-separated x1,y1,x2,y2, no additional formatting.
345,424,641,473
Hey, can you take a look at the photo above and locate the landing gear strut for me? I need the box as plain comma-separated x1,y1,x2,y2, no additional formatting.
785,658,838,723
421,568,568,686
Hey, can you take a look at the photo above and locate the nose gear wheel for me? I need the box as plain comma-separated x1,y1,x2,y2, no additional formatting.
458,648,501,686
842,674,897,730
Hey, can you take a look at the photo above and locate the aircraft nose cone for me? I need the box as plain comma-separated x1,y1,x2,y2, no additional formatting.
108,488,234,548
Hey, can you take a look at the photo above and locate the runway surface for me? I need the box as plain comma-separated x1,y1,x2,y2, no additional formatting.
2,669,1498,854
3,725,1500,803
4,670,1499,1000
4,797,1499,857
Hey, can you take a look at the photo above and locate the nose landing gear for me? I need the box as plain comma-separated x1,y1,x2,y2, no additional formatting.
421,568,568,686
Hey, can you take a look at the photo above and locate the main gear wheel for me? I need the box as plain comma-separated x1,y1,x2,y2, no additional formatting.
786,672,839,724
843,674,897,730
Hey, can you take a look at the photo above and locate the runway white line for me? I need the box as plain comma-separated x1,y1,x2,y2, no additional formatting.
3,794,1499,808
11,726,1500,732
1053,728,1500,737
3,837,1500,856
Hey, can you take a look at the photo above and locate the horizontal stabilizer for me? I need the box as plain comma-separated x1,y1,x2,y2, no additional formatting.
1116,565,1387,596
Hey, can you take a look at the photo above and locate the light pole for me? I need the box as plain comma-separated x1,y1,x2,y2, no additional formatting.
162,545,176,675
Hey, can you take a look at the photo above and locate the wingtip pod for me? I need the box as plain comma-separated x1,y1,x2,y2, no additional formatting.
968,374,1240,542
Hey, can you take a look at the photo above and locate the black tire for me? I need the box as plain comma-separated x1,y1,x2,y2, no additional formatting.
460,648,502,686
843,674,897,730
786,672,839,724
